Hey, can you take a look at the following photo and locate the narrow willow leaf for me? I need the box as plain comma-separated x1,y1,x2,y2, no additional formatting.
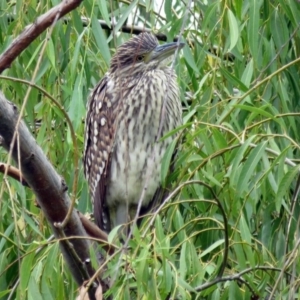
236,142,267,196
183,109,196,124
136,247,149,295
164,0,172,20
219,67,248,92
211,127,228,149
183,44,199,74
41,274,53,300
173,210,185,243
235,104,275,119
229,282,242,300
239,215,251,244
248,0,261,61
24,42,43,72
271,10,289,60
176,276,196,292
0,223,14,253
227,135,256,184
28,276,43,299
46,37,55,69
155,215,165,242
199,239,224,258
227,9,239,52
0,291,10,298
193,72,211,98
161,261,172,296
35,59,51,82
161,139,177,187
97,0,110,28
233,241,246,270
68,75,85,131
107,225,123,243
201,169,223,187
179,242,187,278
276,166,300,212
70,28,86,78
241,58,253,87
20,251,36,298
44,244,59,280
91,15,111,64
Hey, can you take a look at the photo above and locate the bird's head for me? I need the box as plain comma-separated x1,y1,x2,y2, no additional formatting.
110,32,184,76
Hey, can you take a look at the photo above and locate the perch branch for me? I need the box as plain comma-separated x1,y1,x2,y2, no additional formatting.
0,161,112,252
0,92,108,300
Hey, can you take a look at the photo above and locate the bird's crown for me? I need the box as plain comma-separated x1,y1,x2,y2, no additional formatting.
110,33,159,73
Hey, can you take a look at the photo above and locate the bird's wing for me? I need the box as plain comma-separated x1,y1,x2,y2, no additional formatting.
83,76,116,232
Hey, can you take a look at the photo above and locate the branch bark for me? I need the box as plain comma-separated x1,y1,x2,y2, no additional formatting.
0,92,106,300
0,0,83,73
0,163,28,186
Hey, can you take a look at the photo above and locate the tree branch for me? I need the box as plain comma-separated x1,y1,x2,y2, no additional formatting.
0,162,28,186
0,92,107,300
0,161,112,252
0,0,83,73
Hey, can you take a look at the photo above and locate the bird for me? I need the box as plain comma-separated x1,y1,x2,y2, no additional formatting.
83,32,184,233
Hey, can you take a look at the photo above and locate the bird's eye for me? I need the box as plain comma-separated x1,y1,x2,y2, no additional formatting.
136,55,144,61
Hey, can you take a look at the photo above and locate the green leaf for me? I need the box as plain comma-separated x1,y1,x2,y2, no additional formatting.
68,75,85,131
24,42,43,72
164,0,172,20
70,28,87,79
248,0,261,62
235,104,275,120
199,239,224,258
91,15,111,64
179,241,187,278
161,139,177,187
276,166,300,212
97,0,110,28
227,136,256,184
241,58,253,87
236,142,267,196
20,250,36,298
46,37,55,69
183,44,199,75
219,67,248,92
227,9,239,52
239,215,251,244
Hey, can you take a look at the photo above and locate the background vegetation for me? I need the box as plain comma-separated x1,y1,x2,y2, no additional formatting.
0,0,300,299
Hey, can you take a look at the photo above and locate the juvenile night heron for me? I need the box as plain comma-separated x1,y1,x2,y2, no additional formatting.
83,32,184,233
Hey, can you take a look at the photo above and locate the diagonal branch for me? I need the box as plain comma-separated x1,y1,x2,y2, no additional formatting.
0,92,107,300
0,0,83,73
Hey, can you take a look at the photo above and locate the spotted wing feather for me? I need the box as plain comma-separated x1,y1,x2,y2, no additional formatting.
83,76,115,232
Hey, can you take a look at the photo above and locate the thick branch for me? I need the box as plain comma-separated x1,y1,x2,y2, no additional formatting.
0,161,111,250
0,92,104,299
0,0,83,73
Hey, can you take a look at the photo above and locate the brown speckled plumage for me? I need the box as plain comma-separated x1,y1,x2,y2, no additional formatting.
83,33,184,232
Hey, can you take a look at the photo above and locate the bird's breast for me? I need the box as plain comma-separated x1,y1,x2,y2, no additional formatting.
106,68,181,210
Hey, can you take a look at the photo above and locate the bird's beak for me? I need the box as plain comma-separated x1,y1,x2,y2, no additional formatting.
146,41,185,63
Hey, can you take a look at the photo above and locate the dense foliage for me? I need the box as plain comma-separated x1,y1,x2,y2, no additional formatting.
0,0,300,299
